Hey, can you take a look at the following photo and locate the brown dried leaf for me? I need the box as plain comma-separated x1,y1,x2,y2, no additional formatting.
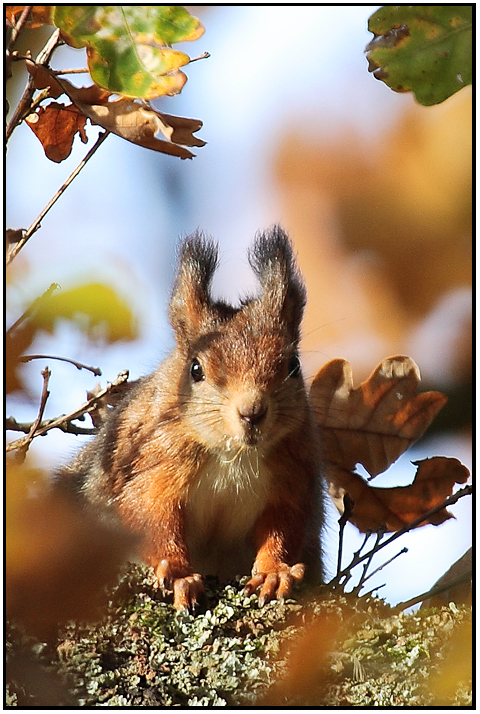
6,463,134,639
6,322,36,394
81,98,205,159
327,457,469,532
310,356,470,532
6,228,24,245
25,102,88,163
26,60,111,104
26,65,205,160
262,610,343,705
422,547,472,608
310,356,447,477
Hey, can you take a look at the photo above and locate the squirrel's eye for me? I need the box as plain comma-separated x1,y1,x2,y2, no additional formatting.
288,354,301,378
190,358,205,383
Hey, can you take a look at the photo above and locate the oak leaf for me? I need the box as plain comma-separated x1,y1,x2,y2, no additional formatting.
52,5,204,100
26,63,205,160
25,102,88,163
310,356,469,531
366,5,472,106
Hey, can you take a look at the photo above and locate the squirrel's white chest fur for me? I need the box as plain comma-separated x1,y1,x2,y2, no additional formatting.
185,448,271,577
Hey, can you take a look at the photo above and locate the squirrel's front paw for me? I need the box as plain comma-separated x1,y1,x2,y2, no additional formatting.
243,562,305,607
155,559,204,612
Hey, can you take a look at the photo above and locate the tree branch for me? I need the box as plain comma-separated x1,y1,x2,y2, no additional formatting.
11,366,51,460
6,28,62,141
394,569,472,612
6,131,110,265
6,370,129,452
20,354,102,376
6,416,97,437
330,486,473,591
7,6,32,54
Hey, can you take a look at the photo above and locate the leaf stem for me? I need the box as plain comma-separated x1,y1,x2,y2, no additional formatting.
6,131,110,266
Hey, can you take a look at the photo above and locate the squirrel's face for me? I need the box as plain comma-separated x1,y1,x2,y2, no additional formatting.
169,227,309,456
177,321,307,454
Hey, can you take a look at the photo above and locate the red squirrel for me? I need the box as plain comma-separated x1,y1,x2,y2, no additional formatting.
59,226,324,610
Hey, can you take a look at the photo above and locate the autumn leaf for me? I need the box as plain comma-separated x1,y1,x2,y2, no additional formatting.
25,102,88,162
326,458,469,533
310,356,469,531
6,462,134,639
6,284,59,394
52,5,205,100
262,611,343,706
26,62,205,159
26,60,111,103
366,6,472,106
31,282,138,343
6,320,36,394
311,356,447,476
76,96,205,159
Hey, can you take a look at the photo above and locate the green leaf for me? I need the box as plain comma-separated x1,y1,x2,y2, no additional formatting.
32,282,138,343
366,6,472,106
52,6,205,99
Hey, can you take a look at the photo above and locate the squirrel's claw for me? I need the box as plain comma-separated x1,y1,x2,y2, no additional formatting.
173,573,204,612
155,560,204,611
243,562,305,607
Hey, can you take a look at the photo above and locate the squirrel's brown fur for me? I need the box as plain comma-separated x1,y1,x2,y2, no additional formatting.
59,226,324,610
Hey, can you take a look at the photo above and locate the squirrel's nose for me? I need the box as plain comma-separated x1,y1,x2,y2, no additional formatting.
237,401,267,426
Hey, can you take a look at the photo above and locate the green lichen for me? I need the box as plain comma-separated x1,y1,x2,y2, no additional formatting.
6,563,472,707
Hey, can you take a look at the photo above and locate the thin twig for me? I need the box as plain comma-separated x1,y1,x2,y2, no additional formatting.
6,131,110,265
6,416,97,437
27,87,52,113
359,583,386,599
331,486,473,588
352,527,386,595
6,70,36,141
336,493,355,577
7,6,32,53
6,370,129,452
13,366,51,460
51,67,90,75
6,28,61,141
360,547,408,586
331,529,370,590
394,569,472,612
20,354,102,376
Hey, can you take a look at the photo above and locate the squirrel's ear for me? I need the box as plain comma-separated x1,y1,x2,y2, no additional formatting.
169,233,219,344
249,225,306,339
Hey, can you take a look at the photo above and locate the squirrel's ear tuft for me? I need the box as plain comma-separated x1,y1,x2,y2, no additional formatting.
169,232,219,344
249,225,306,339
